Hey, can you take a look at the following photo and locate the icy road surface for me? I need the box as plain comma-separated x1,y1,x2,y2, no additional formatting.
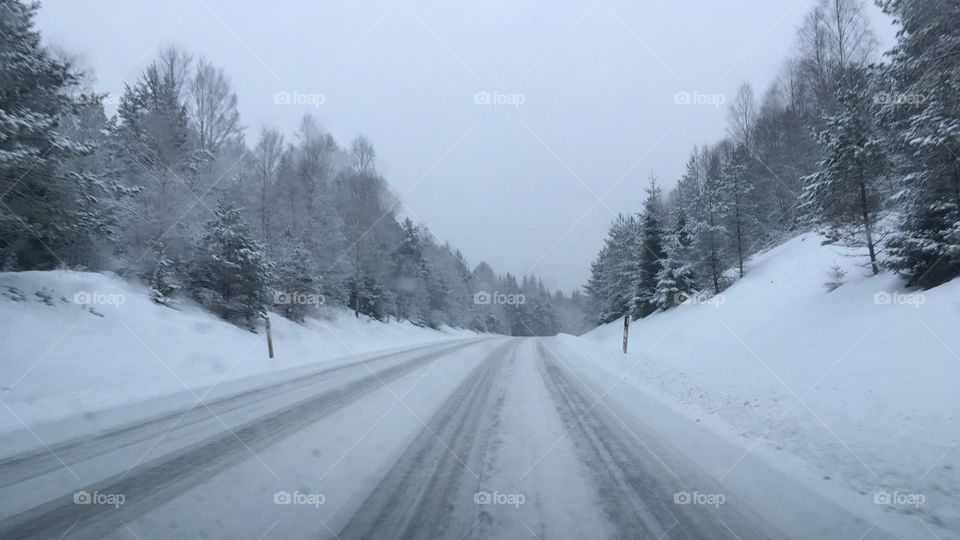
0,337,892,539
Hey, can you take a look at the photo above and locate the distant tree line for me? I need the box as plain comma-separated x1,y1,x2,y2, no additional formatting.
586,0,960,325
0,0,586,335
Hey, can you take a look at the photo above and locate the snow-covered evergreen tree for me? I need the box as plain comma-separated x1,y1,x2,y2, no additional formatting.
721,143,755,277
189,199,271,330
272,228,320,323
392,218,430,326
881,0,960,287
584,214,641,324
653,212,699,311
149,243,180,307
691,149,731,293
634,176,666,318
800,69,887,275
0,0,113,268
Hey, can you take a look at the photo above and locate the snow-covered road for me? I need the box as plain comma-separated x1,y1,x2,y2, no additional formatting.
0,337,895,539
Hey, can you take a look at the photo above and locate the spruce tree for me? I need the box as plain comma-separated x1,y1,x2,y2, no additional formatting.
634,177,666,318
881,0,960,287
272,228,320,323
691,150,730,293
801,70,887,275
0,0,110,268
189,200,271,330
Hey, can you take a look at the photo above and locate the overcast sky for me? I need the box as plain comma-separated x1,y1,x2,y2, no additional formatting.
35,0,896,292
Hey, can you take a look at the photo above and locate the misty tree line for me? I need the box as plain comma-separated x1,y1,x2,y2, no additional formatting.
0,0,586,335
586,0,960,325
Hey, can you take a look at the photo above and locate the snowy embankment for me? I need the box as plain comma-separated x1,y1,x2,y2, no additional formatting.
0,270,473,433
558,233,960,537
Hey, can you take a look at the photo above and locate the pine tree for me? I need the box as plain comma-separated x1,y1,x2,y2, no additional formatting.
653,209,699,311
881,0,960,287
149,243,180,307
721,143,755,277
652,236,699,311
634,176,666,318
584,215,641,324
0,0,110,268
113,47,198,266
189,199,271,330
392,218,430,325
272,228,320,323
691,149,730,293
801,69,887,275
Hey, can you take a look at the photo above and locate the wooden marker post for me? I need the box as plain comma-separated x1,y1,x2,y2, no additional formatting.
622,313,629,354
265,315,274,359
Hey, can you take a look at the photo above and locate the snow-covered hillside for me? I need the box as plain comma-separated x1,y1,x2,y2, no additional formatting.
559,233,960,536
0,270,473,432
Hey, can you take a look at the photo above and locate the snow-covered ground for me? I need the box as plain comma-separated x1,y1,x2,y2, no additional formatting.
558,233,960,538
0,270,473,432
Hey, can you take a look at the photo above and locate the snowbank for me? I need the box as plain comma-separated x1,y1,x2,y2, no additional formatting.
0,270,473,431
559,233,960,537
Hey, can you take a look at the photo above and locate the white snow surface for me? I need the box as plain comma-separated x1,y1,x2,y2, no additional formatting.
0,270,473,433
558,233,960,538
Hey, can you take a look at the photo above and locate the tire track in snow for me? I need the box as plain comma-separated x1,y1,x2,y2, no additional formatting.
0,339,488,540
0,339,481,489
536,341,787,540
337,339,518,540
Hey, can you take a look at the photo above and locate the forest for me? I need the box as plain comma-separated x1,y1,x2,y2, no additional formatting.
586,0,960,325
0,0,587,336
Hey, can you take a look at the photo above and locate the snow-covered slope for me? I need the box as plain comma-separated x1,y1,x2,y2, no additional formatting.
0,270,473,432
558,233,960,537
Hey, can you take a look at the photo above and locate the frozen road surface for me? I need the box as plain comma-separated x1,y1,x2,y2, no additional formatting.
0,337,888,539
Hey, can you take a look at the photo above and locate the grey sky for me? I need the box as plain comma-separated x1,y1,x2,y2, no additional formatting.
36,0,896,292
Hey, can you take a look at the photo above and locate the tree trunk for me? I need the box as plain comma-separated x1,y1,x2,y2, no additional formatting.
953,165,960,222
734,183,744,278
858,177,879,275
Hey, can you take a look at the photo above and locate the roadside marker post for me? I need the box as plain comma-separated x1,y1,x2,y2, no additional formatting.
265,315,274,359
622,313,629,354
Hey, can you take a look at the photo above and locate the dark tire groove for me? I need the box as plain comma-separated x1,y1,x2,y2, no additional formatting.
0,340,482,540
536,342,786,540
337,340,517,540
